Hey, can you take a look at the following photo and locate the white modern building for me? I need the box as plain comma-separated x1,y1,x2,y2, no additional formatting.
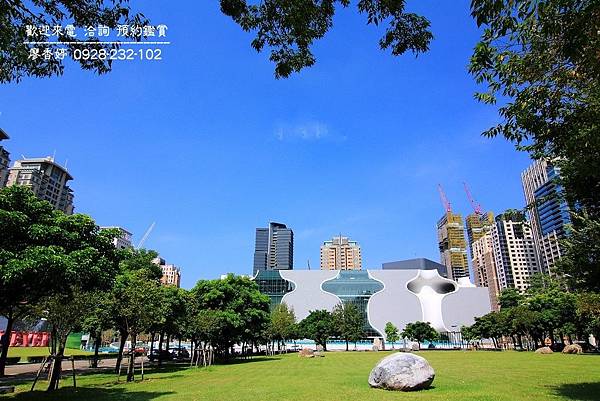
253,267,491,337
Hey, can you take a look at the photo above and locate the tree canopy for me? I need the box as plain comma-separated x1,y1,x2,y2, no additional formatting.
0,0,150,83
331,302,364,351
384,322,399,348
401,321,437,348
0,186,122,378
190,274,270,355
469,0,600,290
299,309,334,351
219,0,432,78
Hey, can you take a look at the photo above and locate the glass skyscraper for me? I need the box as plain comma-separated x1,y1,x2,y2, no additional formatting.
521,160,571,274
253,221,294,275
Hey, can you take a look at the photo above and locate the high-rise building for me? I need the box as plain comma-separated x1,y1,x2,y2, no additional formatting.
471,234,501,310
0,129,10,187
490,211,540,293
253,222,294,275
153,257,181,287
320,235,362,270
100,226,133,249
6,156,74,214
521,160,571,275
465,211,494,257
437,211,469,281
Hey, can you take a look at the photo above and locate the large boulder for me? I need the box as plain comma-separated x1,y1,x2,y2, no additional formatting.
298,348,315,358
368,353,435,391
535,347,553,354
562,344,583,354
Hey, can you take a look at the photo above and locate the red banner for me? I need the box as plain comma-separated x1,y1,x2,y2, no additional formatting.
0,331,51,347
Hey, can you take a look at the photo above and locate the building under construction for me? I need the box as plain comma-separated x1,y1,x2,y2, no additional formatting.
463,183,495,257
437,211,469,281
436,185,469,281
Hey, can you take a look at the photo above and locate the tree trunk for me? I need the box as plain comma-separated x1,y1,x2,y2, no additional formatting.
92,331,101,368
0,314,14,377
50,326,57,356
47,337,67,391
126,333,136,382
114,329,128,374
149,332,155,356
322,341,327,352
345,339,349,351
157,331,164,367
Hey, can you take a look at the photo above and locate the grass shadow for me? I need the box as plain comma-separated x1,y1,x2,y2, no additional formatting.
7,387,174,401
550,382,600,400
217,356,283,366
0,364,189,387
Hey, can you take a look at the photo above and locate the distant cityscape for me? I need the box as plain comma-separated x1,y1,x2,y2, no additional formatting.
1,127,569,311
250,160,570,312
0,128,181,288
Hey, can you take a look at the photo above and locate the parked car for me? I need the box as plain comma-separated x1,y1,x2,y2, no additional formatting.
148,349,174,362
171,347,190,360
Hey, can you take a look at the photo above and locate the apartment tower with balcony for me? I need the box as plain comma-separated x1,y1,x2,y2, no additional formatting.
7,156,74,214
320,235,362,270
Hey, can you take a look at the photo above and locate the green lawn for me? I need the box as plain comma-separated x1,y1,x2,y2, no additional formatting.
7,347,92,358
4,351,600,400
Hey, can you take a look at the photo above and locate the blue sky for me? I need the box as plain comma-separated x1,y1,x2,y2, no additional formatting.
0,1,532,288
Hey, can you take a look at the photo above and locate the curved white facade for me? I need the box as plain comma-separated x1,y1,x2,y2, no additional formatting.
267,269,491,335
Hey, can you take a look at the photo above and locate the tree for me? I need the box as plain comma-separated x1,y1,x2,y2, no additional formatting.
576,292,600,346
461,325,477,347
0,186,60,376
219,0,432,78
331,302,364,351
498,288,523,309
0,186,122,381
299,309,333,351
152,285,188,366
469,0,600,289
469,311,508,348
42,289,95,390
1,0,150,83
555,214,600,292
384,322,399,349
190,274,270,358
269,302,297,353
401,321,437,349
80,291,114,368
109,248,162,381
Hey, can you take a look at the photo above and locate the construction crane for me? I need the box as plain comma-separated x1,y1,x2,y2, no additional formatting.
463,182,482,215
136,222,156,249
437,184,452,212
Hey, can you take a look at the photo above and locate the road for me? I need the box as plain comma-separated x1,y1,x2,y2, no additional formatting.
0,357,151,383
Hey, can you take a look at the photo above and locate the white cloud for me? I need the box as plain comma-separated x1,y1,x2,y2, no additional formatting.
274,121,344,142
